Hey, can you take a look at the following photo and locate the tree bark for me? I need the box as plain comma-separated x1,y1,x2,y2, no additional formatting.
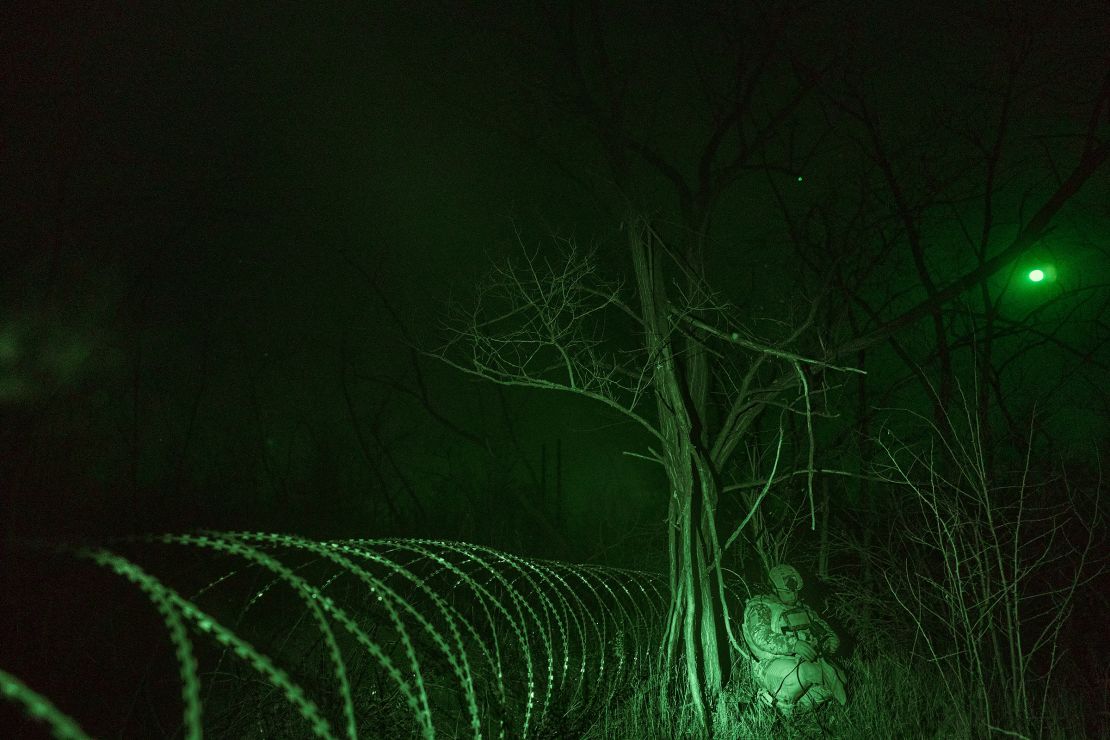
630,219,729,731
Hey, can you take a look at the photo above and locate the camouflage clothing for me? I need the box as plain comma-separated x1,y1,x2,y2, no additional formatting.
743,595,839,667
742,591,847,709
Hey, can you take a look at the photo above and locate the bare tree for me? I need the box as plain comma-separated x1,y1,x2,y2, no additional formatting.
421,4,850,729
427,2,1110,730
876,389,1103,738
433,225,861,727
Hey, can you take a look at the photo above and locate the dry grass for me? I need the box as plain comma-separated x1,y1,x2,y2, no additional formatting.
1,528,1103,738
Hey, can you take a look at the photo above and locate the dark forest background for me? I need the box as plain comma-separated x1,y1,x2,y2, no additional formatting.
1,2,1108,737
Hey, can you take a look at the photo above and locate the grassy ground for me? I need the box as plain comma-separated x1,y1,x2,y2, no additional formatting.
577,651,1100,740
2,534,1104,738
134,647,1103,738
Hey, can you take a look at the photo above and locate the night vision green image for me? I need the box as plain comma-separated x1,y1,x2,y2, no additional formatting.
1,2,1107,738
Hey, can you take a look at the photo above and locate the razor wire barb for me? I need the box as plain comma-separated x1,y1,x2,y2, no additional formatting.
3,531,674,739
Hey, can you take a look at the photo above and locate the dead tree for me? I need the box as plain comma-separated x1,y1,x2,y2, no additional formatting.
433,222,861,728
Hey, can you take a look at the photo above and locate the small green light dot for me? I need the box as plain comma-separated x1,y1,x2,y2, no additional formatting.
796,175,804,182
1028,269,1045,282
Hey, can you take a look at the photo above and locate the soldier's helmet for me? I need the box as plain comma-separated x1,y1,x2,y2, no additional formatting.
768,564,803,592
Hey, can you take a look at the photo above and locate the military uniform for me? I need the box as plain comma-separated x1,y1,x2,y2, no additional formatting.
741,565,848,711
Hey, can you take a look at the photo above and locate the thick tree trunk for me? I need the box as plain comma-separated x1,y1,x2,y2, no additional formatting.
657,445,730,732
660,448,727,712
630,219,729,734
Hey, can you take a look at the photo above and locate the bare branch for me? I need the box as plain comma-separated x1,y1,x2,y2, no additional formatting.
433,238,664,444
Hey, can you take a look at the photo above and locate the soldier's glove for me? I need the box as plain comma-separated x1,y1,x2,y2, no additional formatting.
793,641,818,661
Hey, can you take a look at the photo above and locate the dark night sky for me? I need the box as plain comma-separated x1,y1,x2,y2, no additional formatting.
2,2,1108,554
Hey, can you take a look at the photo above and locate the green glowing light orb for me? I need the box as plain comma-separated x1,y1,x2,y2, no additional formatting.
796,175,804,182
1028,269,1045,282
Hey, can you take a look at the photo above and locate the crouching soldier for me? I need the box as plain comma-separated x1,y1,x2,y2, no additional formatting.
742,564,848,713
